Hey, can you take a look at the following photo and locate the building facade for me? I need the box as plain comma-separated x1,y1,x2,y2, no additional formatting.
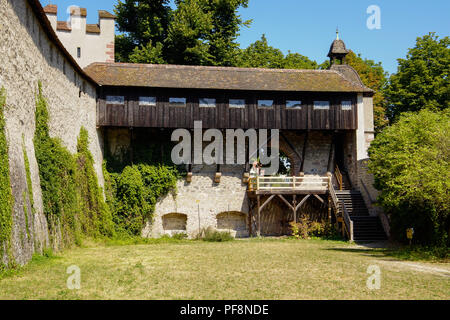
43,4,115,68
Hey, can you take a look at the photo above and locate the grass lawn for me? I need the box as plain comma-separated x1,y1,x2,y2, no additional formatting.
0,238,448,300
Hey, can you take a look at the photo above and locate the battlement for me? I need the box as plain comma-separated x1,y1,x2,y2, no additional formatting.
44,4,116,68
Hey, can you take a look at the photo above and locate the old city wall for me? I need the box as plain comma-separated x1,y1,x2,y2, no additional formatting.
0,0,104,265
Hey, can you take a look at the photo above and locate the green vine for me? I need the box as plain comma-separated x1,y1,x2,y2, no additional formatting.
22,136,34,240
34,82,114,247
0,87,14,270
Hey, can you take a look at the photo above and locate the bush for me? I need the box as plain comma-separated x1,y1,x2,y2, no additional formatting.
368,109,449,247
290,217,339,240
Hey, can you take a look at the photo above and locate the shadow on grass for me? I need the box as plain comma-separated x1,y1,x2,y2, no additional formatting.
324,244,449,263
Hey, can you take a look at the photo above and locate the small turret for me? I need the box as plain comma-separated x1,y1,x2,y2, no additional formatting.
327,30,349,65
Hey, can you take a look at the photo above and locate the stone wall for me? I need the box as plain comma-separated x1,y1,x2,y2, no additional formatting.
143,165,249,238
0,0,104,265
143,130,333,238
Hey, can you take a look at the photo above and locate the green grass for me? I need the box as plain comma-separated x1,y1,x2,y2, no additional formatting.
0,238,448,300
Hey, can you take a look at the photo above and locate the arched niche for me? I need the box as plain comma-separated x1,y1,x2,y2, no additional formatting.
216,211,248,238
162,213,188,234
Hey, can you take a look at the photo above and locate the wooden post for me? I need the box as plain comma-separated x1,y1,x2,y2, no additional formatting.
249,202,253,237
257,195,261,237
293,195,297,223
328,196,332,222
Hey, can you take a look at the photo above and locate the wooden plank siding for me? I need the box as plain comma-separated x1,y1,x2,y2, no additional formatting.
97,87,358,130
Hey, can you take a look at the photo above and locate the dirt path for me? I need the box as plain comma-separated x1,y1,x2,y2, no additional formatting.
350,242,450,278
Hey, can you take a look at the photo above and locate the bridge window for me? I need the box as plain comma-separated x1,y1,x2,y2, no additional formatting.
258,100,273,108
286,100,302,109
106,95,125,105
169,97,186,107
313,101,330,110
341,100,352,110
229,99,245,108
139,96,156,106
199,98,216,108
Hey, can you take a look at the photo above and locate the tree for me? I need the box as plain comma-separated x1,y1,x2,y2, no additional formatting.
165,0,214,65
236,35,317,69
165,0,250,65
384,33,450,122
114,0,171,62
368,109,450,246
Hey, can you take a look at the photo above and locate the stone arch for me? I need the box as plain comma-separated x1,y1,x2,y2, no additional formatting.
162,213,187,235
278,138,301,176
216,211,248,238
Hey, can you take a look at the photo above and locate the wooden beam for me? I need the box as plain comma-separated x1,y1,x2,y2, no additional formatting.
248,200,253,237
293,195,297,223
296,194,311,212
280,132,303,163
300,132,308,173
277,195,294,211
314,194,324,203
257,195,261,237
260,194,276,211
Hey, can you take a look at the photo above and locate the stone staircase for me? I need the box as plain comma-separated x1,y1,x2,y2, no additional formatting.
336,190,387,242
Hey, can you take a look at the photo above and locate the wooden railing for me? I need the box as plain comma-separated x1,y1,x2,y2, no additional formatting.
328,175,353,241
248,176,329,192
248,174,353,241
335,165,343,191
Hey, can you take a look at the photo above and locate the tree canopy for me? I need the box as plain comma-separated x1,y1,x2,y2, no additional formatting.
235,34,318,69
384,32,450,122
368,109,450,246
115,0,251,65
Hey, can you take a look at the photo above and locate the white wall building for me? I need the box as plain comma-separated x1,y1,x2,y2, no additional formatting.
44,4,115,68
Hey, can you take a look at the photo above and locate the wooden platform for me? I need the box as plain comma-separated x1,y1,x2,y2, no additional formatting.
247,175,331,236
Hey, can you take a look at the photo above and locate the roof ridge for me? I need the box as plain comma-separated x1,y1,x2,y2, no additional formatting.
87,62,335,74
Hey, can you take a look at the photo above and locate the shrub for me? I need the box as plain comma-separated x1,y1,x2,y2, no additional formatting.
290,217,339,240
368,109,449,247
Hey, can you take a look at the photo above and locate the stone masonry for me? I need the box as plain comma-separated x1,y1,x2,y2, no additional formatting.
0,0,104,265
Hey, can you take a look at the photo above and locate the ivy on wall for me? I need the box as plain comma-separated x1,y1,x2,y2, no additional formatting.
22,136,34,240
33,82,114,247
0,87,14,269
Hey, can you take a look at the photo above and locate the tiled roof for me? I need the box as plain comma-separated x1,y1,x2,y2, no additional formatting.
86,24,101,34
70,7,87,17
43,4,57,15
56,21,71,31
98,10,116,19
328,40,349,57
84,63,374,93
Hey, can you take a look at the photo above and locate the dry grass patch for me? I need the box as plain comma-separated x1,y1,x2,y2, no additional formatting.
0,238,448,300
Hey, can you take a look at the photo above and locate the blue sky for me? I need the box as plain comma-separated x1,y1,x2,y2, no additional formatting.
40,0,449,74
